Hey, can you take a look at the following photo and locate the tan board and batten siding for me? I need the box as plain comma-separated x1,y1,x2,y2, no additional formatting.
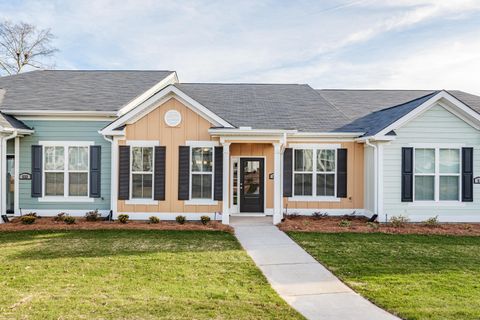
118,98,222,214
284,142,364,210
118,97,365,214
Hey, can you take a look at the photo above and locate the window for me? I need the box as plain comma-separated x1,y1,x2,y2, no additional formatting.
131,147,153,199
43,144,90,198
191,147,213,199
414,147,460,202
294,148,336,198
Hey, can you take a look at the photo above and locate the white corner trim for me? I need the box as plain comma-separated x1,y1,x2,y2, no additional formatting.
185,140,219,147
38,197,95,203
185,199,218,206
117,72,179,116
125,199,159,205
126,140,160,147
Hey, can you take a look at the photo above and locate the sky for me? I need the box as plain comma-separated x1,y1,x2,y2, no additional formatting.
1,0,480,94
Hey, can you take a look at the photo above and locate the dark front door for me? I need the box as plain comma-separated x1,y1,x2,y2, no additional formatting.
240,158,264,213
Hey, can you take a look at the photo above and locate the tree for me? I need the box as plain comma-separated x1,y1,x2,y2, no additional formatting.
0,21,57,75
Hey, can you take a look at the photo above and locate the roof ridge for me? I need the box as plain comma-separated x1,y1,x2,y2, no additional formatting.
177,82,305,86
314,88,352,120
317,88,437,92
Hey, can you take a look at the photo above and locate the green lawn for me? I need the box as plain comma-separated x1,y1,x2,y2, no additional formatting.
288,232,480,320
0,230,302,319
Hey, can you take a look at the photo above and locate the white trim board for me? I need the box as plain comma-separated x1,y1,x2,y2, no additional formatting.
101,85,234,136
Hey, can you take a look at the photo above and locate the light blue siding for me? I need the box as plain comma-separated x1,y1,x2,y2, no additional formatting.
18,121,111,213
382,103,480,222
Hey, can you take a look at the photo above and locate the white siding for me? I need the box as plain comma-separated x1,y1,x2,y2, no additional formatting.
382,103,480,222
364,145,375,213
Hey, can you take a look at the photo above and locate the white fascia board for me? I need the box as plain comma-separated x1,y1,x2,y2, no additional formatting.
117,71,179,116
101,85,233,136
209,128,296,136
288,132,364,138
356,135,396,142
374,91,480,138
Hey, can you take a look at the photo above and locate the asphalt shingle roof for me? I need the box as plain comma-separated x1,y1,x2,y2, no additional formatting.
175,83,353,132
0,70,174,112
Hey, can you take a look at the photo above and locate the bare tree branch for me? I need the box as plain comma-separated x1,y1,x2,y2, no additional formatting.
0,21,57,75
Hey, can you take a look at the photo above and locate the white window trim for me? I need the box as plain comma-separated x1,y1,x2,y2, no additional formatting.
289,146,340,202
187,142,217,205
39,141,94,202
411,146,463,204
129,145,156,202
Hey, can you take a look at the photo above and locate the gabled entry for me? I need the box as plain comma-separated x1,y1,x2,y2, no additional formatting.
239,158,264,213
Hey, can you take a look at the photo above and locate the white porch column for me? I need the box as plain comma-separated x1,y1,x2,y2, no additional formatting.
111,136,119,218
221,142,230,224
273,142,282,224
14,136,20,215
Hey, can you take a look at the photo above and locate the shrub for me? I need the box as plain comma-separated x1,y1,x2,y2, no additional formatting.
53,212,66,222
149,216,160,224
24,212,37,217
389,215,410,228
176,215,186,225
118,214,129,224
200,215,211,225
20,215,36,225
423,216,440,228
339,220,351,227
85,210,100,222
64,216,76,224
366,221,379,229
312,212,328,219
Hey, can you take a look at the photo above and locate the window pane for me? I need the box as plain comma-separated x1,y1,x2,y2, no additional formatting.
440,176,459,201
414,176,434,200
69,172,88,196
132,147,143,172
191,147,212,172
132,173,152,199
45,172,64,196
415,149,435,174
143,147,153,172
192,174,212,199
317,174,335,196
294,149,313,171
317,149,335,172
45,146,64,170
440,149,460,174
69,147,88,171
294,173,312,196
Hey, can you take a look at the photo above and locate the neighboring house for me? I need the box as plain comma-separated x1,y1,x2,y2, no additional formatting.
0,70,480,224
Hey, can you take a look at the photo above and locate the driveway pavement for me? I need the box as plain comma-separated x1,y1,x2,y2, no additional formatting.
231,216,400,320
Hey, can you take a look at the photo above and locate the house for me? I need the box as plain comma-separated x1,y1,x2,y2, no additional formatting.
0,70,479,224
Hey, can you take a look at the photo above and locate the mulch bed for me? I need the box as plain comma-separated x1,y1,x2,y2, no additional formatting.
0,217,233,233
278,215,480,236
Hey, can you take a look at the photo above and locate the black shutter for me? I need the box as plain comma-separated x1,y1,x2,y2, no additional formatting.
31,145,42,197
283,148,293,197
337,148,348,198
89,145,101,198
214,146,223,201
154,146,166,201
118,145,130,200
462,147,473,202
401,147,414,202
178,146,190,200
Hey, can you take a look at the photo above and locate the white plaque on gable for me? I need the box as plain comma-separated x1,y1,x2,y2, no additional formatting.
164,110,182,127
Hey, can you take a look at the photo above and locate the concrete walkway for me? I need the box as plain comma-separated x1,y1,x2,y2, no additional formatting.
231,216,399,320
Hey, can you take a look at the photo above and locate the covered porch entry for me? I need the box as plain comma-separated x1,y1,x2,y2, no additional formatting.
210,128,290,225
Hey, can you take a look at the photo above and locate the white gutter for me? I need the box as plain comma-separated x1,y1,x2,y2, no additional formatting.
365,139,378,216
3,110,118,117
290,132,364,138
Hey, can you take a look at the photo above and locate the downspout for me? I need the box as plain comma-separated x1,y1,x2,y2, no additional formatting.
365,139,378,216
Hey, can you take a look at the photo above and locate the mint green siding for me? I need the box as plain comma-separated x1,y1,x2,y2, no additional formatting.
382,104,480,222
19,121,111,212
